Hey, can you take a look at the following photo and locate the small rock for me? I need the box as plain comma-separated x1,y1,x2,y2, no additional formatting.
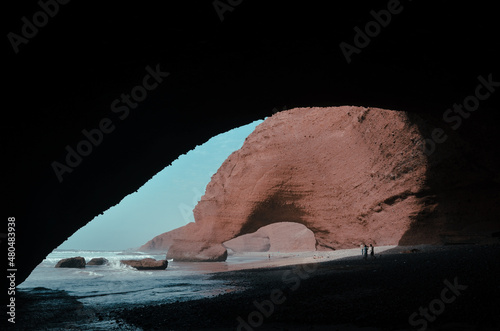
120,258,168,270
55,257,86,268
87,257,108,265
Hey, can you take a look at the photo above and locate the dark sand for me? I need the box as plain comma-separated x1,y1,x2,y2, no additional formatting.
10,244,500,330
116,244,500,330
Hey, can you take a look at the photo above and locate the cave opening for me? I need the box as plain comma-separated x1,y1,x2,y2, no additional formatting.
21,120,264,285
225,189,320,252
238,189,310,236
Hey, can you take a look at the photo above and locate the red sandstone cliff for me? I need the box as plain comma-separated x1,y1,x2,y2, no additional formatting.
143,106,500,261
139,223,195,252
223,222,317,253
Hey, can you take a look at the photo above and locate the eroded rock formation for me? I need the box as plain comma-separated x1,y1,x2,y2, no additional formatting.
120,258,168,270
55,257,86,268
87,258,109,266
223,222,316,252
149,106,428,260
11,0,499,288
145,106,500,262
166,240,228,262
139,223,196,252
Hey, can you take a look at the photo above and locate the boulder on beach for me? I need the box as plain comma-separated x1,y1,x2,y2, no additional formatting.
166,240,227,262
223,222,317,252
120,258,168,270
55,257,86,268
87,258,109,265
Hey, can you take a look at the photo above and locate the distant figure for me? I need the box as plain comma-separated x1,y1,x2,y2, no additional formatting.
360,244,364,255
268,254,271,260
369,244,375,258
363,245,368,260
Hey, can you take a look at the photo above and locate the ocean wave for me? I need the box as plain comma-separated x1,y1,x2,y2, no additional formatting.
104,260,152,274
44,250,158,260
42,258,63,265
40,255,161,274
107,259,136,271
73,270,104,278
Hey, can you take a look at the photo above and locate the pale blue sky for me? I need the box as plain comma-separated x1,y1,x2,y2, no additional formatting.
58,120,263,251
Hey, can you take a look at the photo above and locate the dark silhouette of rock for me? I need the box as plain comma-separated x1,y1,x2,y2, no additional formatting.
87,258,109,266
55,257,86,268
120,258,168,270
9,1,499,286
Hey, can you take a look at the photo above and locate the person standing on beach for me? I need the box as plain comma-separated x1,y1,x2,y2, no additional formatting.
369,244,375,259
363,245,368,260
361,244,364,255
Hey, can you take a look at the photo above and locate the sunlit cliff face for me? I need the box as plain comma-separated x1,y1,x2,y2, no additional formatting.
140,106,493,262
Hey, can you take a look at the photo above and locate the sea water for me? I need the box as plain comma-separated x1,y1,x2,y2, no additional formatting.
18,250,266,309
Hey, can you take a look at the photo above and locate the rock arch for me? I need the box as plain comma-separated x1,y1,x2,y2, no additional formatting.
10,1,499,286
238,190,309,236
105,105,500,264
164,106,431,261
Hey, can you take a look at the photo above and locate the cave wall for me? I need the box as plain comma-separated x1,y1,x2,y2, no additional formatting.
3,1,499,285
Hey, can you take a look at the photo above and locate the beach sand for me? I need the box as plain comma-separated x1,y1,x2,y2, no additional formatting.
224,245,396,272
11,244,500,330
117,244,500,330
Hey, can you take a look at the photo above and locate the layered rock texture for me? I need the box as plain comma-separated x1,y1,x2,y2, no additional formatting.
166,242,228,262
139,223,196,252
143,106,500,261
223,222,317,252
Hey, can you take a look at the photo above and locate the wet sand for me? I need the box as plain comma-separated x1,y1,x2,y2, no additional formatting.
10,244,500,330
224,245,395,272
117,244,500,330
